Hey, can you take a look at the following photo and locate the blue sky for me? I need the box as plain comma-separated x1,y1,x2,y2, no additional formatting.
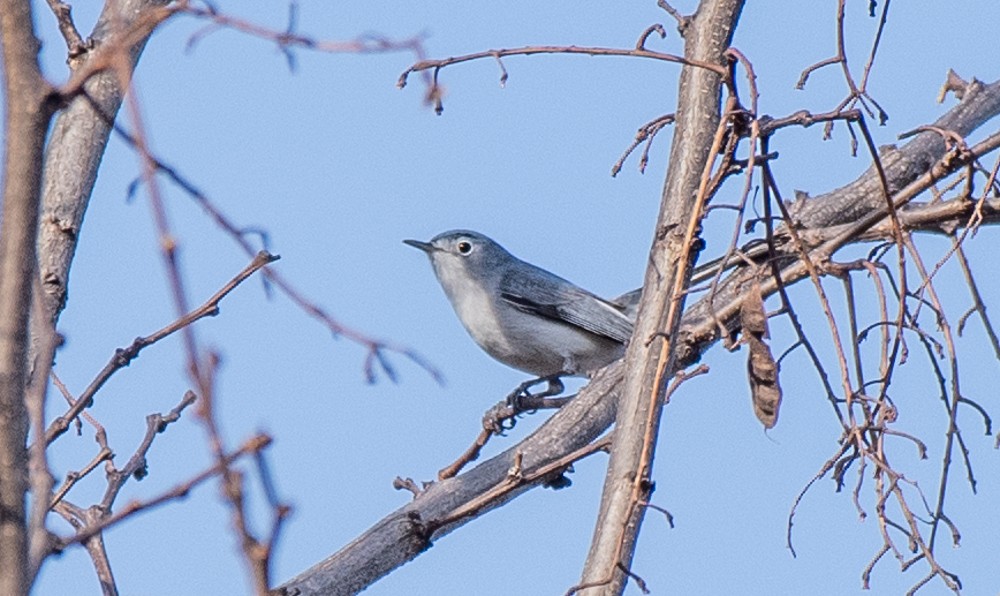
23,2,1000,595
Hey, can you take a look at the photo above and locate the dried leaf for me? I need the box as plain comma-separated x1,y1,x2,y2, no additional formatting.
740,278,769,338
747,339,782,428
742,278,782,428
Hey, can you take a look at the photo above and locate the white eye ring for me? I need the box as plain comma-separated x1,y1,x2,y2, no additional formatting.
457,240,474,255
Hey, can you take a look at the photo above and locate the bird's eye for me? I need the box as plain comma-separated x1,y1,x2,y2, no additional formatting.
457,241,473,255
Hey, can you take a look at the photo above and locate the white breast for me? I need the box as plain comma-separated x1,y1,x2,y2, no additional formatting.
435,259,515,355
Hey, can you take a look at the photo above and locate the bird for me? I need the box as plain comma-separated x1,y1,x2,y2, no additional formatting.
404,230,635,390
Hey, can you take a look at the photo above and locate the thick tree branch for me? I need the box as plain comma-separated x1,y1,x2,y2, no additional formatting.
0,1,57,594
680,122,1000,360
279,364,622,595
789,78,1000,228
577,2,744,594
35,0,172,329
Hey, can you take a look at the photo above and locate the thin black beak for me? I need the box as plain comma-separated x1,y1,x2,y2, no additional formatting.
403,239,436,253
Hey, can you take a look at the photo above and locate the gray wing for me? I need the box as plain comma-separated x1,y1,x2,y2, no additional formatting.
498,267,634,343
610,288,642,319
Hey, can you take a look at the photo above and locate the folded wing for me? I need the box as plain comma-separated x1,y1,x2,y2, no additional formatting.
499,268,634,343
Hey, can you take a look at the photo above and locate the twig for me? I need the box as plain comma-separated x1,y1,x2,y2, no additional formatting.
100,391,199,508
425,435,612,534
42,0,87,57
182,2,427,72
194,352,286,595
399,45,726,89
656,1,688,31
439,393,574,480
612,114,676,177
398,41,727,114
44,251,277,445
56,434,272,549
83,95,443,384
49,446,112,510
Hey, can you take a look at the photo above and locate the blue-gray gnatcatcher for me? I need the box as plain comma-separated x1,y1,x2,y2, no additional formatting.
404,230,635,385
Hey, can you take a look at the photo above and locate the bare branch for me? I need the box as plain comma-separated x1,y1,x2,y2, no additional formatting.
56,434,272,550
280,362,623,595
44,251,276,445
578,3,743,593
0,0,57,592
42,0,86,56
398,39,727,114
38,0,173,335
181,2,426,62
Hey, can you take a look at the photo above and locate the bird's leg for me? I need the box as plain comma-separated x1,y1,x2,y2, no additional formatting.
504,374,571,414
476,375,573,451
506,374,562,406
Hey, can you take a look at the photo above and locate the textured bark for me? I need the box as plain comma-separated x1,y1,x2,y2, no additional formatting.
790,79,1000,228
16,0,171,587
36,0,172,327
577,2,744,594
279,363,622,595
0,1,56,594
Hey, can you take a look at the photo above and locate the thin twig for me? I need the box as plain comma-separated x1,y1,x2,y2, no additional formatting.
56,434,272,549
44,251,277,445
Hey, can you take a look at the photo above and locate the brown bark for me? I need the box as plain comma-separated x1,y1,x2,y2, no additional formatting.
0,1,56,594
37,0,172,328
577,2,744,593
280,364,623,595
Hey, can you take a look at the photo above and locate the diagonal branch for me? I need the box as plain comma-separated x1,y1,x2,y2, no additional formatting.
43,251,276,446
280,363,623,595
36,0,172,332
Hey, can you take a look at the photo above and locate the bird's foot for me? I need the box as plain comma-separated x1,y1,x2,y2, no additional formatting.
481,376,573,436
505,375,565,412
